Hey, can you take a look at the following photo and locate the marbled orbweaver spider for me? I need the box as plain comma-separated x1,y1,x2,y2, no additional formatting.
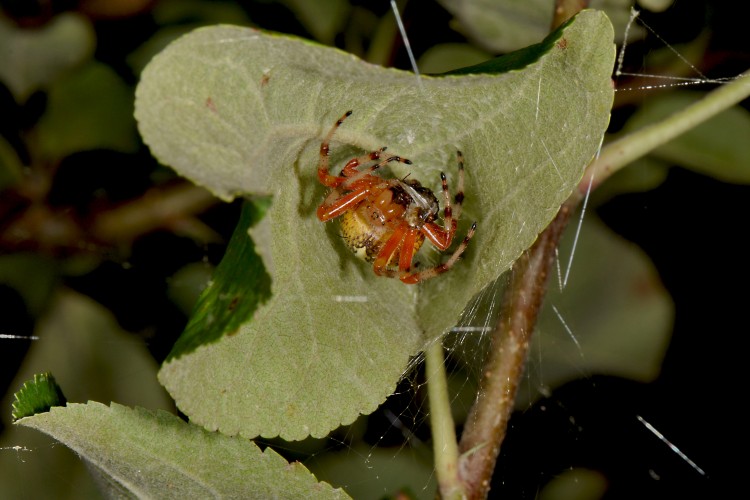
316,110,477,285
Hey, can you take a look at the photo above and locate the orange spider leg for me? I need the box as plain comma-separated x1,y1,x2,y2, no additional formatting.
341,155,411,190
437,171,457,240
398,228,420,281
317,186,373,222
421,222,453,251
373,223,408,276
318,110,353,187
401,222,478,284
319,148,388,188
318,169,388,222
340,148,387,177
318,109,413,193
417,152,466,250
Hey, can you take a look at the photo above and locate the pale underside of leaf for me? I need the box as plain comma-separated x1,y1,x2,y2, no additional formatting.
16,402,348,499
138,10,614,440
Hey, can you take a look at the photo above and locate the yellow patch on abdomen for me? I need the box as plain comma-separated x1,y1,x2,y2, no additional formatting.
340,204,425,268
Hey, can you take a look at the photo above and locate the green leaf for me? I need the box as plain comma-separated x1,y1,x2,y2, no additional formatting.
0,253,59,317
127,0,255,76
11,373,66,421
0,135,23,190
438,0,553,52
166,200,272,360
0,12,95,102
166,261,215,315
152,0,252,26
452,214,673,407
278,0,350,45
636,0,674,13
622,90,750,184
418,43,493,75
138,10,614,440
451,212,673,406
15,402,348,499
307,445,436,499
539,468,608,500
2,290,174,411
519,214,673,405
590,155,669,203
0,290,174,498
437,0,641,53
37,61,140,160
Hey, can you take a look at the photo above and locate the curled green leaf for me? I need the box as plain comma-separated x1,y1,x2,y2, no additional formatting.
138,10,615,440
12,372,66,421
166,199,272,360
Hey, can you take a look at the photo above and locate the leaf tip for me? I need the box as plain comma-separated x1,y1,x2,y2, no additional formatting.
12,372,67,422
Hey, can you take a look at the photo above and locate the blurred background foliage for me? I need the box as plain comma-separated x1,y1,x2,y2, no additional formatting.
0,0,747,498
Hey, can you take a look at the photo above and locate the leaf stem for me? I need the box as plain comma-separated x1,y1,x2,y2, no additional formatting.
425,340,465,499
580,69,750,194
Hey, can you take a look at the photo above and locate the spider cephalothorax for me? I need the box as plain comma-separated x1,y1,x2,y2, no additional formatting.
316,110,476,284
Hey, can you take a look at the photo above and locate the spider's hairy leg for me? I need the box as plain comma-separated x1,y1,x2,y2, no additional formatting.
318,110,353,187
340,147,388,178
401,222,477,284
421,221,453,251
438,171,457,240
342,154,412,190
424,150,465,248
452,150,466,223
398,228,420,274
317,185,372,222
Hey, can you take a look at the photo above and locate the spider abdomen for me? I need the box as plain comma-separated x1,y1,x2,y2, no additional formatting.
340,200,426,264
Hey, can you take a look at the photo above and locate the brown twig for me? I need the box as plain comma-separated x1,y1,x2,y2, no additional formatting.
90,183,220,243
456,202,574,499
1,179,221,255
452,2,588,498
453,60,750,494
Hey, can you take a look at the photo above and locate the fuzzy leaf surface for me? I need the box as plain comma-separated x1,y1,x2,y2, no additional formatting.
137,11,615,439
16,402,347,499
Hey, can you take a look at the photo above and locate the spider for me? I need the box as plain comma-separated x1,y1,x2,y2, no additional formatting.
316,110,477,284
